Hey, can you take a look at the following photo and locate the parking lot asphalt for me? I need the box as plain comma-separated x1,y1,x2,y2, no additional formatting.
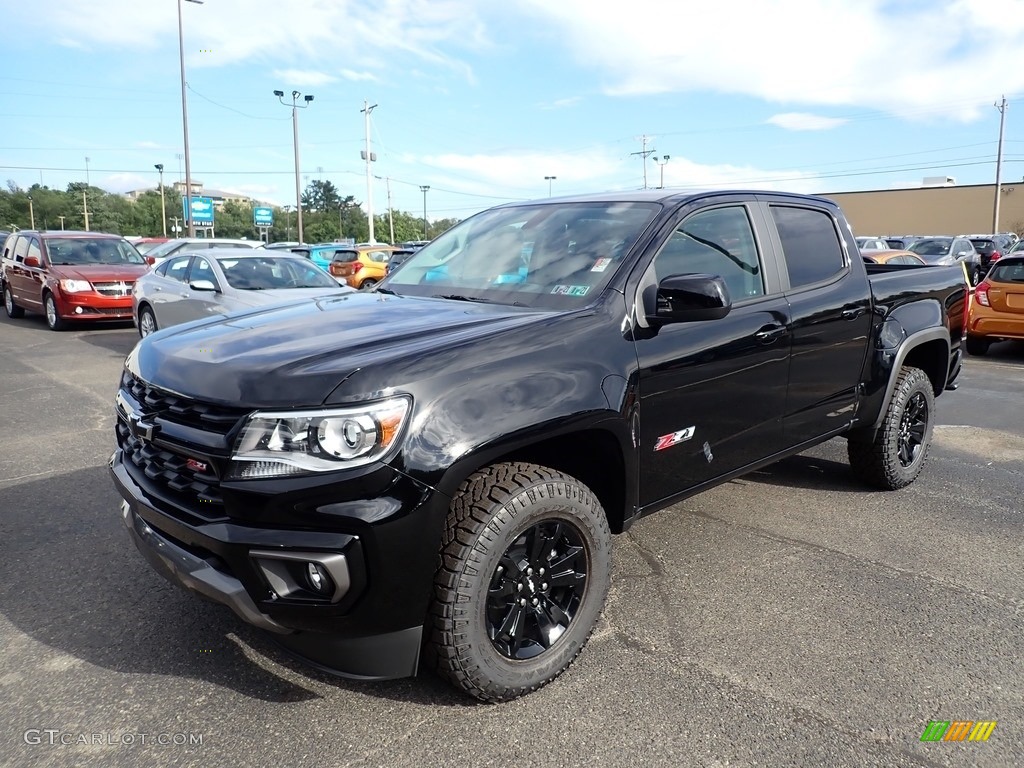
1,313,1022,768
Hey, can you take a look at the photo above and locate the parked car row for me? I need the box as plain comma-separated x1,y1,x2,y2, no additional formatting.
858,231,1021,286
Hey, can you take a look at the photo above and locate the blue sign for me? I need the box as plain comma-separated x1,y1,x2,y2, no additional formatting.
182,196,215,226
253,206,274,227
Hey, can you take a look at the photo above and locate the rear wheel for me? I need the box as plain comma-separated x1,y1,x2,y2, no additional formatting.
965,335,989,356
428,462,612,702
847,365,935,490
360,278,378,290
44,292,68,331
972,266,983,286
4,283,24,318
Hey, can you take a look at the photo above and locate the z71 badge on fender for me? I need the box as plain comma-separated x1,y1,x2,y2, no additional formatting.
654,427,696,451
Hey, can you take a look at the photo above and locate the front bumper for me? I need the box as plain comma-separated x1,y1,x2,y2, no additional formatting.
55,291,134,320
110,447,448,680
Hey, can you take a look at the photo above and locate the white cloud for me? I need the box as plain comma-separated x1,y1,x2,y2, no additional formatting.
271,69,337,87
660,158,818,194
102,173,150,194
134,141,162,150
538,96,583,110
766,113,848,131
340,69,380,83
32,0,489,79
515,0,1024,119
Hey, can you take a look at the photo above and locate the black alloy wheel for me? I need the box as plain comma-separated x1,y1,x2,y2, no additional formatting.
486,520,588,660
896,391,928,468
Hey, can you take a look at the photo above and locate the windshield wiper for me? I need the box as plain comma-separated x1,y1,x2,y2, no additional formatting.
375,287,398,295
432,294,492,303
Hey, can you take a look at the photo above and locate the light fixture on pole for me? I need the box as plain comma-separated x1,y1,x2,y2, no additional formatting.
283,205,293,241
154,164,167,237
544,175,556,197
275,89,314,244
28,196,35,229
419,185,430,240
178,0,203,237
654,155,670,189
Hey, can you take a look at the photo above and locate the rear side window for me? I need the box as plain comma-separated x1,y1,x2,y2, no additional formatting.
771,206,846,289
164,256,192,283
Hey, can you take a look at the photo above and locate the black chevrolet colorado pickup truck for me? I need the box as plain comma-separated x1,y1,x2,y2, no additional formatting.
110,190,967,701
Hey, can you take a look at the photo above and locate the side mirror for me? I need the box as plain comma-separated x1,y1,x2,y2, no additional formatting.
24,256,40,268
189,279,218,292
648,273,731,324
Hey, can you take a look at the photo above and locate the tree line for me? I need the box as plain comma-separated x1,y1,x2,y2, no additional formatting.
0,178,459,244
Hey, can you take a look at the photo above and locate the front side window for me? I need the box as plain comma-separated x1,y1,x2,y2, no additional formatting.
386,201,660,309
771,206,846,289
218,256,338,290
164,255,192,283
13,236,29,263
27,238,42,264
652,206,764,301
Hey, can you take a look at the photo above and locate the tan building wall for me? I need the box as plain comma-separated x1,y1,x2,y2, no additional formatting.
822,183,1024,237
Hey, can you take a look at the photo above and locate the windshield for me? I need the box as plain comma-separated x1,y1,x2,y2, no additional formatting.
908,239,952,257
382,201,660,308
144,240,183,258
217,256,339,290
45,238,145,265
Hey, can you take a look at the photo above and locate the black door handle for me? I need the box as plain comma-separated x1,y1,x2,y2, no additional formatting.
755,324,787,343
841,306,866,320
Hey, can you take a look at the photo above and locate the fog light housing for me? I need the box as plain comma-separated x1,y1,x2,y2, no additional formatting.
75,306,84,314
306,562,332,594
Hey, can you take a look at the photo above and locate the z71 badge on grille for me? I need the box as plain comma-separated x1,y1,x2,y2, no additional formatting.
654,427,696,451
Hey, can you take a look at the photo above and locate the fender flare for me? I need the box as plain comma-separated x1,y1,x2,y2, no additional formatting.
872,327,949,429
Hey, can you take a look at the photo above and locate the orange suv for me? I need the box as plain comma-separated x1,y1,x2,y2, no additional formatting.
965,254,1024,355
328,244,399,289
2,230,148,330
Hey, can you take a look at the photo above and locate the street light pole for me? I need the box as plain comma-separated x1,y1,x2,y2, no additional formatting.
361,101,378,243
275,89,314,244
544,175,556,197
154,163,167,237
654,155,670,189
57,216,65,231
419,185,430,240
178,0,203,238
28,196,35,229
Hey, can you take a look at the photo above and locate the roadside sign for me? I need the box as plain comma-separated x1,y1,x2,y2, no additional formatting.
253,206,274,227
182,196,215,226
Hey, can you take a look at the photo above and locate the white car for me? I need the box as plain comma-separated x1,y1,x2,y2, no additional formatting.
132,248,353,337
855,236,889,251
142,237,261,266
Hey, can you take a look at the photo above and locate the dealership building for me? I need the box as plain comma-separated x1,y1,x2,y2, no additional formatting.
822,178,1024,237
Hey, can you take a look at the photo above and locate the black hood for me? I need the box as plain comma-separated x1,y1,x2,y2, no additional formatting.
127,293,548,407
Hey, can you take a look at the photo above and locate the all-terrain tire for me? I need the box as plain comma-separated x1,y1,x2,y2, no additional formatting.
428,461,612,702
847,366,935,490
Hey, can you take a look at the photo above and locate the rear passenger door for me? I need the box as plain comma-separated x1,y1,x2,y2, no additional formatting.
150,255,194,326
759,197,873,447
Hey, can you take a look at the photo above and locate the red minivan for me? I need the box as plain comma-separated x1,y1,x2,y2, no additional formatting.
1,231,149,330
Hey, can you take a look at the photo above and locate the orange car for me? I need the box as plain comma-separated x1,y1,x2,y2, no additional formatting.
328,245,399,289
965,254,1024,355
860,249,927,265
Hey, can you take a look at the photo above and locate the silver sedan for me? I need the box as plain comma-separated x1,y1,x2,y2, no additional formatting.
132,248,353,337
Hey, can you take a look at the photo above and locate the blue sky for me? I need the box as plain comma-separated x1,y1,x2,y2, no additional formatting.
3,0,1024,225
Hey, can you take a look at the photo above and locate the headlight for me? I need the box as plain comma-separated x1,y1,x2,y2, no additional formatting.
59,279,92,293
227,396,411,479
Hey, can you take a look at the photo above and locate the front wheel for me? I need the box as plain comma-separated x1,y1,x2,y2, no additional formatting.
847,365,935,490
138,305,158,338
428,462,612,702
972,267,983,286
44,293,68,331
4,284,25,318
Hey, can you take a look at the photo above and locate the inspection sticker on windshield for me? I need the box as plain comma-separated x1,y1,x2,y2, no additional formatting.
591,258,612,272
552,285,590,296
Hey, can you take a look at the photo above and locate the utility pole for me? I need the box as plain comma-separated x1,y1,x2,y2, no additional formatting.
170,216,181,235
178,0,203,237
274,89,314,244
361,101,378,243
420,186,430,240
654,155,670,189
28,196,35,229
382,175,395,244
631,135,656,189
993,96,1008,233
82,190,90,232
57,215,65,231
